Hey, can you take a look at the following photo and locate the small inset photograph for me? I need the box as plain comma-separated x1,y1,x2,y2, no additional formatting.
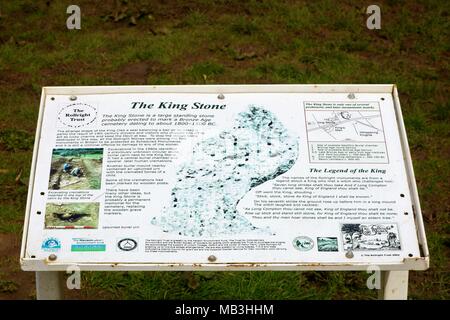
48,148,103,190
45,202,100,229
341,223,401,251
317,237,339,252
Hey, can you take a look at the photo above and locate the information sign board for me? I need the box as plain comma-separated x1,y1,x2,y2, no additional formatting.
20,85,429,272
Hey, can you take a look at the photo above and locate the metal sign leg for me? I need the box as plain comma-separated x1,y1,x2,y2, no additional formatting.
379,270,409,300
36,271,64,300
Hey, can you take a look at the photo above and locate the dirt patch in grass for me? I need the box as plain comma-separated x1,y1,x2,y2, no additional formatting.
0,233,35,299
112,61,151,84
0,70,30,91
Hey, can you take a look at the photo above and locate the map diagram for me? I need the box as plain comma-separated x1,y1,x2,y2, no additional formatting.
306,110,384,142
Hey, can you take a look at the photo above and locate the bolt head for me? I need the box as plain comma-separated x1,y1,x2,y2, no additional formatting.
217,93,225,100
345,250,354,259
69,95,77,101
208,255,217,262
347,93,356,99
48,254,57,261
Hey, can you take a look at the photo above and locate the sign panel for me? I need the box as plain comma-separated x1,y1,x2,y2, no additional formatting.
21,85,428,271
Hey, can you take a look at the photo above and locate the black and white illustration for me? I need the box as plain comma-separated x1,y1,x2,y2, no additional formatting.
152,106,299,237
341,223,401,251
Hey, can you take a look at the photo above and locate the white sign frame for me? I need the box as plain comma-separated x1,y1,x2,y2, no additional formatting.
20,85,429,299
21,84,429,272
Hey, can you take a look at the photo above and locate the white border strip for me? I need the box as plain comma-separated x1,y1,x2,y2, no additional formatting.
392,86,430,262
43,84,394,95
20,88,47,261
21,259,428,271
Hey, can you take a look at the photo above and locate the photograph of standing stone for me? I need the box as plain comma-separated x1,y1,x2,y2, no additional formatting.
152,106,299,236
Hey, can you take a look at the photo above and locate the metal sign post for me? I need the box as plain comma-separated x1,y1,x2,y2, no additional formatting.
35,271,64,300
21,85,429,300
379,271,409,300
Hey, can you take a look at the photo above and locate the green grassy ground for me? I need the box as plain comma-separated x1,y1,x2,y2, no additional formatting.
0,0,448,299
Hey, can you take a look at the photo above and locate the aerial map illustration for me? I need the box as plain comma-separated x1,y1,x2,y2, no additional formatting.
306,110,384,142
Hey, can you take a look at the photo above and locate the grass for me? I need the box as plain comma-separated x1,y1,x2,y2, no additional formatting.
0,0,448,299
80,270,378,300
0,279,18,294
0,128,35,152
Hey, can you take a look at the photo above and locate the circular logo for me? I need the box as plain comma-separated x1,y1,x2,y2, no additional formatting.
58,103,97,128
293,236,314,251
117,238,138,251
42,237,61,252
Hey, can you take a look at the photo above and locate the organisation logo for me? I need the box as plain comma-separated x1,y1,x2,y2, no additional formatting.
58,103,97,128
117,238,138,251
71,238,106,252
292,236,314,251
41,237,61,252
